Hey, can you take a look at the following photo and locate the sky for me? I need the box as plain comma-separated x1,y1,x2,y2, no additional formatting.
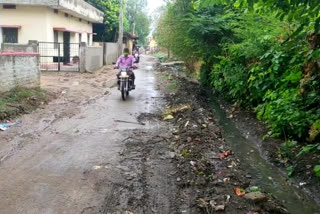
147,0,165,15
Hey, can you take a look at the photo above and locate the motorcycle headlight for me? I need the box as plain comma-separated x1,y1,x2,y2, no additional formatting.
120,72,127,77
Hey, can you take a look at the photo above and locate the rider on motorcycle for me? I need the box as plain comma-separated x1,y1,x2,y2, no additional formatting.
133,47,140,63
114,48,136,89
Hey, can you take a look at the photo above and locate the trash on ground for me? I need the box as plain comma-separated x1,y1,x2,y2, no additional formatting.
223,178,230,183
299,182,307,186
247,186,261,193
163,104,191,116
235,187,246,196
0,120,22,131
225,195,231,203
215,204,225,211
190,161,196,166
219,150,231,159
163,115,174,121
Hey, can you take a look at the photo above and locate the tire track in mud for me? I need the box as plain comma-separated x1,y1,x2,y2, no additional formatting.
97,128,179,214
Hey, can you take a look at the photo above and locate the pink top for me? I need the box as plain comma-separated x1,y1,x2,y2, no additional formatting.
116,55,135,67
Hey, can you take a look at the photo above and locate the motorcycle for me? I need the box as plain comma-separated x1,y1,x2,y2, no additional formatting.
134,52,140,63
117,66,135,101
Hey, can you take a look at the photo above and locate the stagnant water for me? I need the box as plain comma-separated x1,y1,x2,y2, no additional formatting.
210,98,320,214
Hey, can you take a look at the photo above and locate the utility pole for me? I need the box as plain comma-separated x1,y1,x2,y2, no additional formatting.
117,0,124,57
132,22,136,35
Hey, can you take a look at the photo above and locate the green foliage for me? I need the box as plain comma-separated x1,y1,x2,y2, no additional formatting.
280,140,298,159
153,52,168,62
85,0,123,42
0,88,48,120
286,165,295,178
296,143,320,157
85,0,150,44
194,0,320,32
314,165,320,178
126,0,150,46
155,0,320,168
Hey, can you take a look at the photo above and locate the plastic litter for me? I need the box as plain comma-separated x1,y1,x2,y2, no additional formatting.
219,150,231,159
164,104,191,115
299,182,307,186
247,186,261,192
163,115,174,121
0,121,22,131
235,187,246,196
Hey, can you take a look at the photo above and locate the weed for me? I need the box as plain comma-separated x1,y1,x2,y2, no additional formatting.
314,165,320,178
0,87,48,121
168,80,178,92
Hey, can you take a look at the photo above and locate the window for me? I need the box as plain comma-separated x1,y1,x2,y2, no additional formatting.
79,18,82,22
54,31,59,48
3,5,16,9
54,9,58,14
79,33,82,43
65,13,69,17
87,34,90,45
3,28,18,43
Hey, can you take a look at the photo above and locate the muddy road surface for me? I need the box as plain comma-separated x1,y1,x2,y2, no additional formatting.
0,56,178,214
1,55,317,214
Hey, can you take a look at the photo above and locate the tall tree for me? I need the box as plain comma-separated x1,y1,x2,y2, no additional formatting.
85,0,129,42
125,0,150,46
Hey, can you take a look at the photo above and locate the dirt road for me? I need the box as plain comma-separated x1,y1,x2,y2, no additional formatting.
0,56,178,214
2,55,319,214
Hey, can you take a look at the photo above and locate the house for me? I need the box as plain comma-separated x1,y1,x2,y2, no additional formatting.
0,0,104,47
0,0,104,72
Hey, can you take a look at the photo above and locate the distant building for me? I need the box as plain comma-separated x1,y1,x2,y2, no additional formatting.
0,0,104,47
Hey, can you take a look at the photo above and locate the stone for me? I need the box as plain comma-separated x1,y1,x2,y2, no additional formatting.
215,205,225,211
244,192,267,203
168,152,176,159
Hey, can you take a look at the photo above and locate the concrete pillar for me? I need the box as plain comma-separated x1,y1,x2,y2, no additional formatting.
28,40,38,52
79,42,86,72
103,42,107,65
0,28,2,50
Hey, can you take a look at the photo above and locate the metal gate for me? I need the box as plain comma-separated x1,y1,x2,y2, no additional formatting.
38,42,80,72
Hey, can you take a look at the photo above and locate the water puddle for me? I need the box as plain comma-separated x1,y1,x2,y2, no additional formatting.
210,98,320,214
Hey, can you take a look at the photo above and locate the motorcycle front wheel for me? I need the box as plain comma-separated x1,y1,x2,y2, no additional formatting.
121,84,127,101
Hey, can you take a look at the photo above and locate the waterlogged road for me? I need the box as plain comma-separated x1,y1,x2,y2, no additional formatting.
0,56,165,214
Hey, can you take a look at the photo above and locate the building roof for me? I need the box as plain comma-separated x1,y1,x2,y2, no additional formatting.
0,0,104,23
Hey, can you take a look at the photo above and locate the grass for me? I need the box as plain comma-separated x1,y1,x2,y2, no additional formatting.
152,52,168,62
162,72,180,92
168,79,178,92
0,87,48,121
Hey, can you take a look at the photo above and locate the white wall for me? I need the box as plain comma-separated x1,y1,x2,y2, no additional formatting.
0,0,104,23
84,46,103,72
0,5,48,43
104,43,120,65
47,7,93,43
0,5,94,44
0,54,40,92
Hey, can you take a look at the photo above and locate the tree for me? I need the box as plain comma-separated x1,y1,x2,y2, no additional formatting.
194,0,320,32
125,0,150,46
85,0,129,42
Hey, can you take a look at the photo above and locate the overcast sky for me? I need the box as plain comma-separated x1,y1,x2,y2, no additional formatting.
147,0,165,14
